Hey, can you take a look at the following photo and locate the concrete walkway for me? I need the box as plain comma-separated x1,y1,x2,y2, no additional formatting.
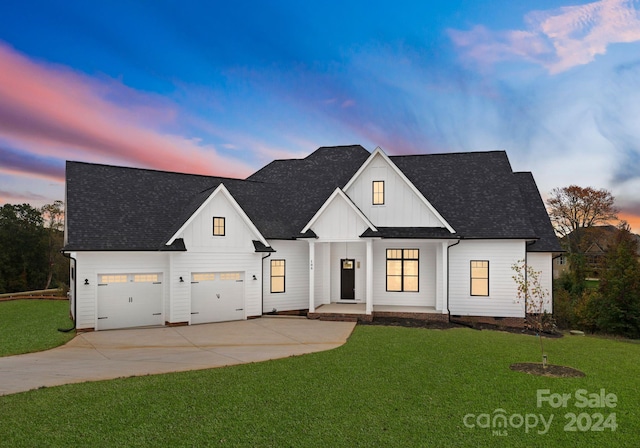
0,317,356,396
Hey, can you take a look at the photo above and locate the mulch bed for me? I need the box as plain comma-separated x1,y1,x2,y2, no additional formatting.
510,363,585,378
361,316,564,338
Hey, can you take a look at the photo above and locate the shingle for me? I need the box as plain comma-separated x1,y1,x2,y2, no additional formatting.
391,151,538,239
513,172,562,252
64,146,558,251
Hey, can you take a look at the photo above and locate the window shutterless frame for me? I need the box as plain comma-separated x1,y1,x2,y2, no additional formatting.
212,217,225,236
270,259,285,293
372,180,385,205
386,249,419,292
470,260,489,296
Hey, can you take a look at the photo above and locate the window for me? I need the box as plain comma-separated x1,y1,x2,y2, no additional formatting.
134,274,159,283
101,274,128,283
470,261,489,296
386,249,419,292
372,181,385,205
213,217,225,236
271,260,285,293
220,272,241,281
192,273,215,282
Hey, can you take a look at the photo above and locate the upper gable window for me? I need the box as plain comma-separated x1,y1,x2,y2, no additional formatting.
213,217,225,236
372,181,385,205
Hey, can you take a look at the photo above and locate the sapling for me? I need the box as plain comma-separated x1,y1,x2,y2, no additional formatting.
512,260,553,368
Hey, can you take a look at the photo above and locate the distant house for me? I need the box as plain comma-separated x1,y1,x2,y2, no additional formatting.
553,225,640,279
63,145,561,331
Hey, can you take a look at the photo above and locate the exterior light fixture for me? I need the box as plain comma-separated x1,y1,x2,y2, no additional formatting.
84,279,89,285
179,276,184,283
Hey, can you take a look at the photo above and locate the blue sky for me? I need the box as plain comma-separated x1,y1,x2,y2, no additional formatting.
1,0,639,230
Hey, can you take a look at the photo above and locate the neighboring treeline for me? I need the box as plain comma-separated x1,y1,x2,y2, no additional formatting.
549,186,640,339
0,201,68,294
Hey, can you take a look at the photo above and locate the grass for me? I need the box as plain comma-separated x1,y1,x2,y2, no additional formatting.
1,325,638,447
0,299,75,357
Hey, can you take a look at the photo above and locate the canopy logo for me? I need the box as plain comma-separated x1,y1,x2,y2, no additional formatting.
463,389,618,437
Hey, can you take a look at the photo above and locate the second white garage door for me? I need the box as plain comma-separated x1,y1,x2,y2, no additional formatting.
190,272,245,324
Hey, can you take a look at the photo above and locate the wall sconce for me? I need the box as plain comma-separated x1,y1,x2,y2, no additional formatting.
252,275,257,280
84,279,89,285
179,276,184,283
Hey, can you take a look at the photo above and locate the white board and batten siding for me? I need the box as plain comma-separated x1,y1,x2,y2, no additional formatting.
448,240,526,317
344,153,444,228
262,240,309,313
309,194,370,242
170,190,264,322
526,252,553,313
72,252,170,330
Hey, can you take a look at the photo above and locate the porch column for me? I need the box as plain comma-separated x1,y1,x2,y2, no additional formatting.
309,241,315,313
441,241,449,314
366,239,373,315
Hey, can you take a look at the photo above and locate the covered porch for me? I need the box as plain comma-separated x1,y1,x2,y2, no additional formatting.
306,237,454,319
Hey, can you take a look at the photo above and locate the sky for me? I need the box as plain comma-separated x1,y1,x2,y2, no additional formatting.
1,0,639,232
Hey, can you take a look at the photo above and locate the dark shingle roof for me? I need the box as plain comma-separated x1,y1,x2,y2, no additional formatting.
361,227,459,239
513,172,562,252
64,146,558,252
391,151,538,239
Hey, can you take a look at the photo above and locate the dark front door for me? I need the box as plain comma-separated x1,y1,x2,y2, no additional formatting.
340,259,355,300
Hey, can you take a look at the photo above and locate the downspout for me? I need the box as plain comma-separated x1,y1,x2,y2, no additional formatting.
446,239,462,325
261,253,271,315
59,251,76,332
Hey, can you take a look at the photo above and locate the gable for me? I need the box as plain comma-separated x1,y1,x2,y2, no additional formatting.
167,184,268,252
302,189,375,241
343,149,452,230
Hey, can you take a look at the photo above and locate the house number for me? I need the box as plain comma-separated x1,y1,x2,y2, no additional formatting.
310,260,313,270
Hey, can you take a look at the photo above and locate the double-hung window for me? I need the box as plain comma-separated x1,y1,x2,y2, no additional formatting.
213,217,225,236
271,259,285,293
386,249,419,292
372,181,385,205
470,260,489,296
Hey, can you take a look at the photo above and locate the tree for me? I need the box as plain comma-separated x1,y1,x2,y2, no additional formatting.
591,223,640,338
0,204,47,292
41,200,65,289
547,185,618,253
512,260,553,368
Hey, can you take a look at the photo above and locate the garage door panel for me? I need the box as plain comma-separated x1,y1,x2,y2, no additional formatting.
97,273,163,330
191,272,244,324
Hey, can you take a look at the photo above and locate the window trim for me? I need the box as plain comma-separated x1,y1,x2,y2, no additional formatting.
270,259,286,293
470,260,489,296
372,180,385,205
385,249,419,292
212,217,225,236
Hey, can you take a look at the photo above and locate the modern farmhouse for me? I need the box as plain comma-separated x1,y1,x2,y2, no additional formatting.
63,145,560,331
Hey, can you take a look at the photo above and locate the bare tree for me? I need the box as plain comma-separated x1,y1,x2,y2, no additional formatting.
546,185,618,253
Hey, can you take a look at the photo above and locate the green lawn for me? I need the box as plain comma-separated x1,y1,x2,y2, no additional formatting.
1,326,638,447
0,299,75,356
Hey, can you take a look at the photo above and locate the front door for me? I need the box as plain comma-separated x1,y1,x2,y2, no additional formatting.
340,259,355,300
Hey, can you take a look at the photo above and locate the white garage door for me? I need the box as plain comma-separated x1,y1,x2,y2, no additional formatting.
97,273,163,330
190,272,244,324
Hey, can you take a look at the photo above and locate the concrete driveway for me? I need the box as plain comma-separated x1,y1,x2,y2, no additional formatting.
0,316,356,396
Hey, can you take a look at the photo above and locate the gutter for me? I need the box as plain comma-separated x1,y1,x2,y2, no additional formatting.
446,239,461,325
260,253,271,315
59,251,76,332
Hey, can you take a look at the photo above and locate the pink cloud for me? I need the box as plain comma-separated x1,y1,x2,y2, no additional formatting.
0,42,253,178
449,0,640,73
